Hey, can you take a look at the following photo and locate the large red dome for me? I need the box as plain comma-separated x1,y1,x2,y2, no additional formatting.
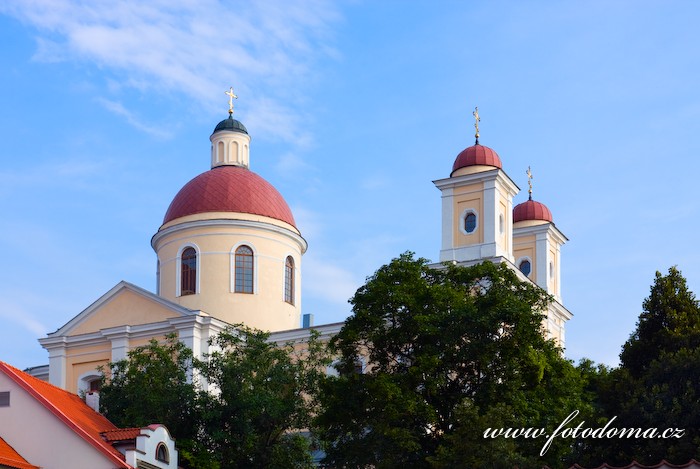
513,199,553,223
451,144,502,175
163,166,296,228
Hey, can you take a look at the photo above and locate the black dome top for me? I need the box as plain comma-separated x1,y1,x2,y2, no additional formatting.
213,116,248,134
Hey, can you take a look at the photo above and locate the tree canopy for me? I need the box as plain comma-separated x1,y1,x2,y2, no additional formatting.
99,327,329,469
198,325,329,469
578,267,700,466
99,334,200,454
315,253,592,468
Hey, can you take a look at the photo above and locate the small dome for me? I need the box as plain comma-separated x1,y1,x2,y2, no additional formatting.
451,144,502,175
163,166,296,227
513,199,553,223
213,116,248,135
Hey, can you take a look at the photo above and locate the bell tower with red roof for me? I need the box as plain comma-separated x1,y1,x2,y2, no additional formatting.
433,109,571,347
512,167,568,303
433,107,519,264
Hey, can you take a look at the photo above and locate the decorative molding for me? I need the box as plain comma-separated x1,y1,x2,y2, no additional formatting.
152,218,308,253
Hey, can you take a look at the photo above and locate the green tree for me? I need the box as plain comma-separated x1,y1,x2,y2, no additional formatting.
98,333,207,467
316,253,592,468
199,325,330,469
99,327,330,468
620,266,700,377
580,267,700,466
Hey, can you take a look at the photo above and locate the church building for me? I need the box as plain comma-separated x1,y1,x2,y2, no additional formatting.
34,96,570,394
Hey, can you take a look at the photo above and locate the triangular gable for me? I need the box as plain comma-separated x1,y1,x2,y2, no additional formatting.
0,437,39,469
0,362,130,468
48,281,201,337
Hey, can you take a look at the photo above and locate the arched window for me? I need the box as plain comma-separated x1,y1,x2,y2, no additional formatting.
519,259,532,277
284,256,295,305
181,247,197,295
235,245,254,293
156,443,169,463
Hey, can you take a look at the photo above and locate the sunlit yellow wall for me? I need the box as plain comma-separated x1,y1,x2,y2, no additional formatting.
452,183,483,246
155,213,304,332
513,234,536,281
70,290,180,336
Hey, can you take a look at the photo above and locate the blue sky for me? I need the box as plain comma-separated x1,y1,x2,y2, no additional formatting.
2,1,700,370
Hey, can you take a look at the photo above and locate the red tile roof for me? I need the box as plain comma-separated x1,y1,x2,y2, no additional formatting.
0,438,39,469
102,428,142,442
452,144,503,174
513,198,553,223
0,362,130,468
568,460,700,469
163,165,297,228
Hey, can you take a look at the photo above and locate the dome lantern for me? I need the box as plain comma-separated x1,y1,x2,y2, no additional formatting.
210,86,251,168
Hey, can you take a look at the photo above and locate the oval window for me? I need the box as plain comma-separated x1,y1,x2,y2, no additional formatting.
519,259,531,277
464,213,477,234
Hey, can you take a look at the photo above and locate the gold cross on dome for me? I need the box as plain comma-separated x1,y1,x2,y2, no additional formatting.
225,86,238,115
473,106,480,143
526,166,533,200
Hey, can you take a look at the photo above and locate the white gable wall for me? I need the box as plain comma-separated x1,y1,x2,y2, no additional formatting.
0,373,123,469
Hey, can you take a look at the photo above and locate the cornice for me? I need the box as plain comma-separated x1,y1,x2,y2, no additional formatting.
151,218,308,253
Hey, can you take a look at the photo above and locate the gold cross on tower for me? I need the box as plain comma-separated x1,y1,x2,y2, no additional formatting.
526,166,533,200
473,106,480,144
225,86,238,116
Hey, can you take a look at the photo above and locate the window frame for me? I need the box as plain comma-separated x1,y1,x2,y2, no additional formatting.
284,256,295,305
459,208,479,235
179,246,198,296
155,442,170,463
517,256,533,278
233,244,255,294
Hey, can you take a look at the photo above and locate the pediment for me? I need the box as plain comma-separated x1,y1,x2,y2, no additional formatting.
48,281,199,338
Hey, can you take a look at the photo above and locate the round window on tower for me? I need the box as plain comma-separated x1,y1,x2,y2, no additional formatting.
461,210,478,235
518,258,532,277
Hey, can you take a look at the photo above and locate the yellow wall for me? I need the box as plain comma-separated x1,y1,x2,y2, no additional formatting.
65,343,111,394
64,335,171,394
155,217,303,332
70,290,181,336
513,234,536,281
452,183,483,246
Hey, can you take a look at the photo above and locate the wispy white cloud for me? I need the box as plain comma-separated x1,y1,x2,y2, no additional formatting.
1,0,341,143
0,304,47,337
303,253,359,305
275,152,315,175
0,158,106,197
96,98,173,138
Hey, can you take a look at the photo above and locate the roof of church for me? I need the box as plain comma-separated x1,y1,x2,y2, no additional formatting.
213,116,248,134
163,165,297,228
452,143,503,175
513,198,553,223
0,362,130,468
0,438,39,469
565,460,700,469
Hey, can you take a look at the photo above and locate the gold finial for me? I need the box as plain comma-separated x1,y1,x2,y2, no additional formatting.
473,106,480,144
225,86,238,116
526,166,533,200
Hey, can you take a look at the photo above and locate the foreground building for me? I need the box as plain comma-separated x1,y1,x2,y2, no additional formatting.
34,98,571,394
0,362,178,469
